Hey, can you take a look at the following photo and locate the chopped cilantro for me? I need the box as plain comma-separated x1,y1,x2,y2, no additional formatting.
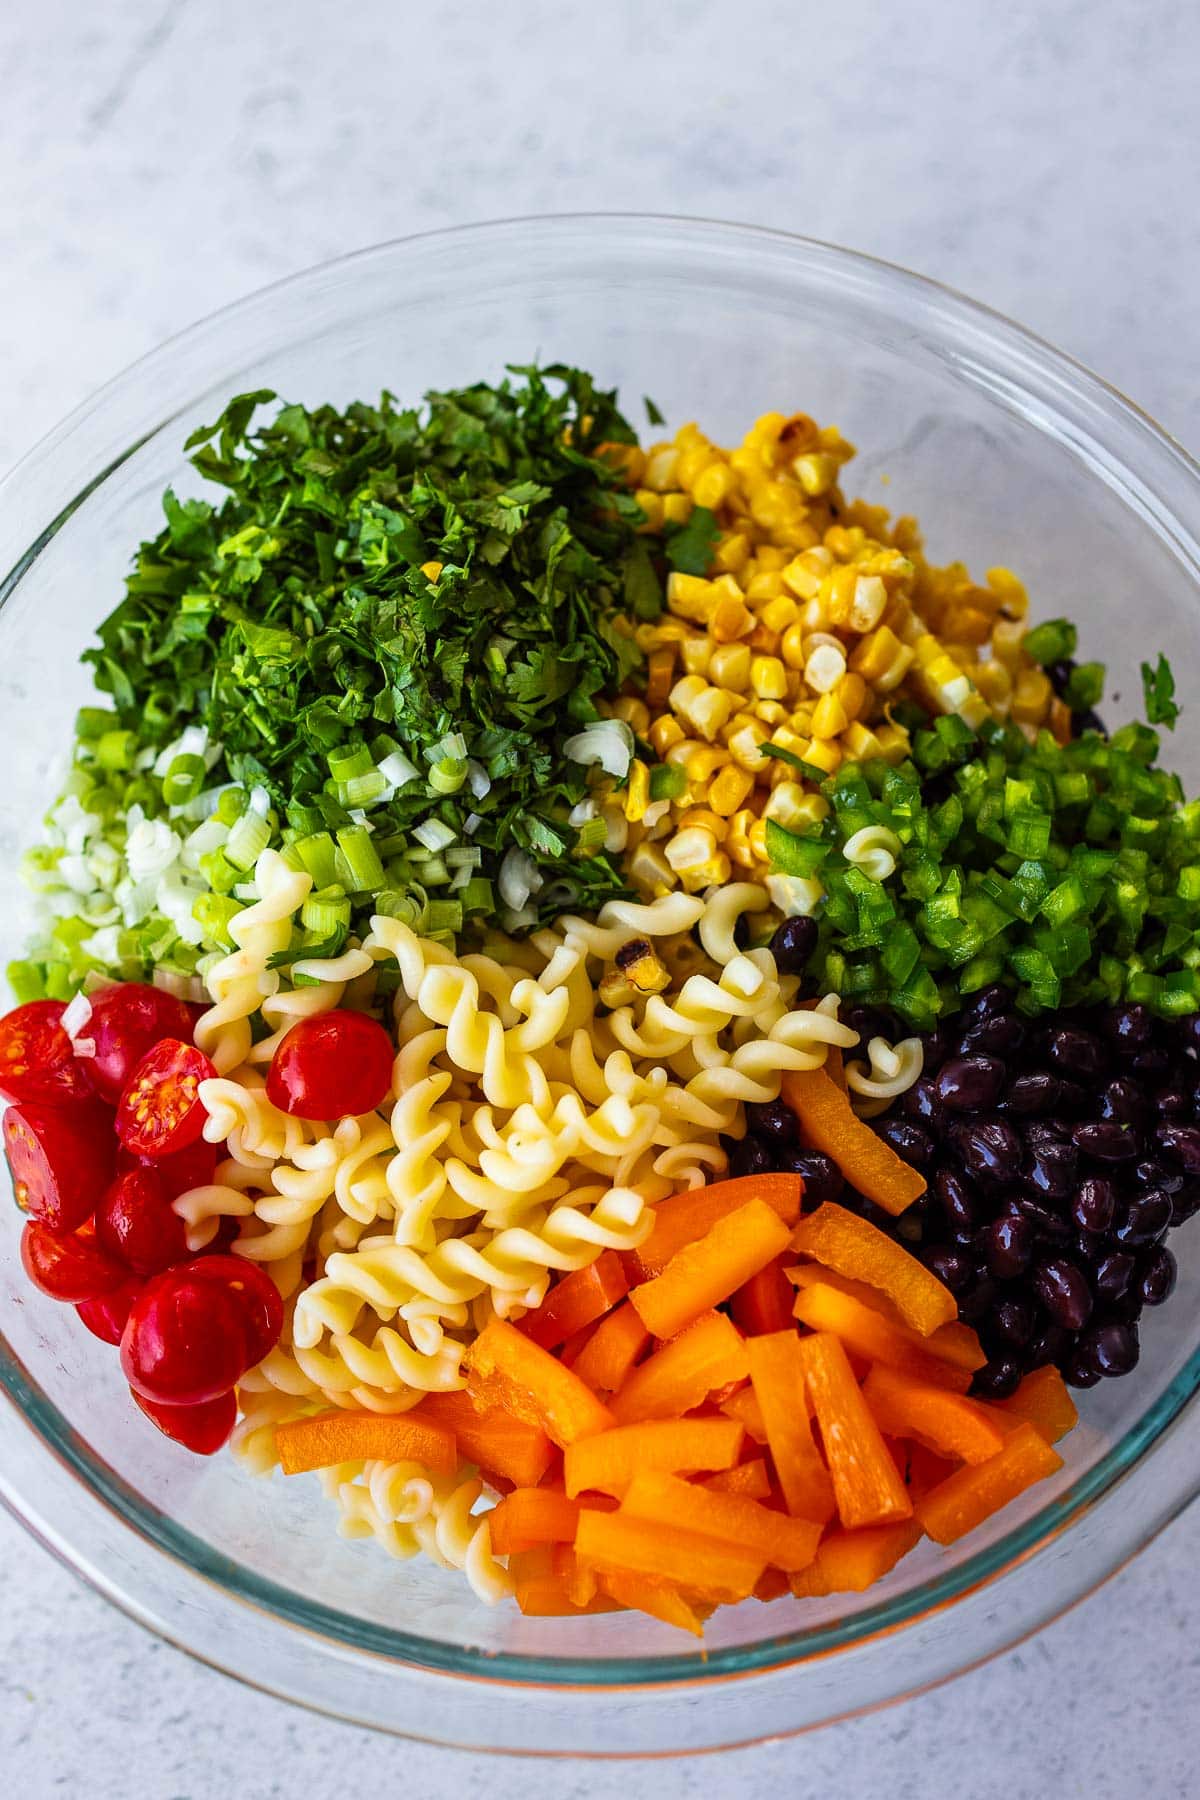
663,505,721,576
1141,653,1180,730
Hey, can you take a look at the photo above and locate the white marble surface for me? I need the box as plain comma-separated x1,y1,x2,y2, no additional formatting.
2,0,1199,1793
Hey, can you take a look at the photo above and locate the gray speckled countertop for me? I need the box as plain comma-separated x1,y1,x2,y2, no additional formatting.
2,1,1199,1793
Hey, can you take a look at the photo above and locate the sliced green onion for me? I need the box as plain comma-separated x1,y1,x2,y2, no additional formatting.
458,876,494,915
428,758,468,795
336,824,386,893
327,745,374,783
97,729,137,772
335,770,389,808
413,819,456,853
163,753,206,807
426,899,464,934
226,808,272,870
7,960,46,1003
301,890,352,935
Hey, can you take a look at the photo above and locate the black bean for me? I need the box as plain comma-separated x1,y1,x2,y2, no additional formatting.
1071,1119,1141,1162
843,1004,900,1046
1046,657,1076,696
1174,1012,1200,1057
1070,1175,1117,1235
1104,1003,1155,1054
1018,1195,1074,1245
934,1165,978,1231
1094,1250,1137,1305
729,1134,773,1178
983,1213,1034,1280
1099,1077,1149,1127
1078,1320,1140,1378
1106,1288,1146,1326
1064,1341,1102,1388
1028,1324,1070,1370
990,1294,1036,1347
1130,1044,1172,1078
1055,1079,1091,1117
951,1119,1022,1188
936,1056,1006,1111
785,1150,844,1207
1154,1085,1190,1118
971,1355,1023,1400
769,915,818,974
1032,1258,1093,1331
1045,1025,1110,1079
918,1021,955,1076
1156,1122,1200,1174
875,1117,937,1173
959,984,1015,1030
959,1276,997,1326
1137,1245,1177,1307
901,1076,945,1135
1170,1180,1200,1226
923,1245,976,1293
1113,1189,1173,1247
1024,1137,1079,1200
744,1100,798,1146
961,1013,1026,1058
1133,1156,1182,1195
1004,1071,1062,1116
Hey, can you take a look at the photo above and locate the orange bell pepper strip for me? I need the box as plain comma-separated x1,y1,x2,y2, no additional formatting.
793,1280,973,1393
630,1199,793,1340
465,1318,615,1450
511,1547,621,1616
564,1417,744,1498
416,1388,556,1488
518,1251,629,1351
611,1309,749,1424
700,1457,772,1500
719,1385,770,1443
574,1509,765,1603
925,1319,989,1373
915,1422,1064,1545
730,1255,796,1337
824,1041,847,1092
599,1571,708,1637
782,1066,926,1216
487,1487,582,1555
275,1410,457,1477
747,1331,836,1523
788,1518,923,1597
900,1438,960,1500
791,1204,957,1335
797,1332,913,1529
568,1300,650,1395
621,1469,823,1572
630,1173,803,1279
862,1364,1008,1465
992,1364,1079,1445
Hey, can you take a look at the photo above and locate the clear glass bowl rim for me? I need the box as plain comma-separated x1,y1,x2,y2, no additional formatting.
1,211,1199,1696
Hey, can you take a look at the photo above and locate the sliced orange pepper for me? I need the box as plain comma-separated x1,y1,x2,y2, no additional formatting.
417,1388,556,1488
915,1422,1064,1544
730,1255,796,1336
925,1319,989,1373
630,1173,803,1279
797,1331,913,1529
511,1547,621,1616
487,1487,582,1555
564,1417,744,1498
719,1385,770,1443
788,1518,923,1596
746,1331,836,1523
568,1300,651,1394
465,1318,615,1450
518,1250,629,1351
992,1364,1079,1445
611,1309,749,1424
791,1203,957,1335
700,1457,772,1500
900,1438,959,1500
600,1570,708,1637
621,1468,822,1571
630,1198,792,1340
783,1066,926,1215
574,1509,765,1603
862,1364,1008,1465
275,1410,457,1477
793,1280,973,1392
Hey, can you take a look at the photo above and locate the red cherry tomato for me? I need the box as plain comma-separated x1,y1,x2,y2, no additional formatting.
4,1099,117,1231
0,999,93,1105
117,1136,218,1199
120,1266,249,1405
184,1253,283,1366
20,1218,127,1302
265,1009,395,1120
96,1166,190,1275
76,1275,145,1345
82,983,197,1105
131,1386,237,1455
116,1038,216,1159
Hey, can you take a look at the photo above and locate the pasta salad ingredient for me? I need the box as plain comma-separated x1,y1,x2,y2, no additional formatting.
0,999,93,1104
263,1009,395,1120
116,1038,216,1157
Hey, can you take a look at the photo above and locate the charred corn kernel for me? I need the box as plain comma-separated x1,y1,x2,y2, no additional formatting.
628,841,677,895
679,634,713,677
810,690,849,739
823,564,860,627
693,462,736,510
747,819,770,863
835,671,868,721
664,826,719,873
746,622,781,655
648,715,687,757
1011,666,1053,726
804,642,847,693
973,660,1012,710
987,565,1029,618
662,493,693,526
644,447,680,491
799,736,842,775
727,718,770,771
793,452,838,496
714,530,751,575
764,781,829,831
1048,696,1073,746
710,594,754,642
943,605,993,646
848,574,888,633
680,856,731,894
872,723,912,764
726,809,759,869
849,625,912,690
634,488,665,531
759,594,801,635
992,617,1027,668
675,807,727,838
666,742,730,784
745,570,785,603
645,648,676,709
708,765,755,816
420,560,444,582
623,759,651,823
841,721,884,761
749,654,788,700
598,941,671,1008
666,572,717,620
708,643,752,691
780,620,809,670
611,695,650,733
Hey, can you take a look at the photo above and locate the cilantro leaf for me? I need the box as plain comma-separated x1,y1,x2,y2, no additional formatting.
1141,653,1180,729
663,506,720,577
643,395,665,427
759,743,830,784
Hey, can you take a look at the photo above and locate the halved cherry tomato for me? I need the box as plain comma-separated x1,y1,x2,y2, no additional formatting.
0,999,93,1105
116,1038,216,1159
20,1218,126,1302
77,1275,145,1345
120,1265,249,1405
131,1386,237,1455
117,1136,217,1199
96,1166,190,1275
82,983,197,1105
4,1099,117,1231
184,1253,283,1366
265,1009,394,1120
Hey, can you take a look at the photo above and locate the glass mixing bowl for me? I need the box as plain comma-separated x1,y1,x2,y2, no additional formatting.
1,216,1199,1755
